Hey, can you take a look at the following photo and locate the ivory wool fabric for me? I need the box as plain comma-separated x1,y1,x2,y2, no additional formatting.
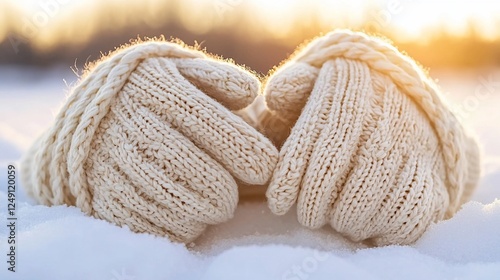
20,41,279,243
258,30,481,246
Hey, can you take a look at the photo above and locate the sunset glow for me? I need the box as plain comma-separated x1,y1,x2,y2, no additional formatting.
2,0,500,50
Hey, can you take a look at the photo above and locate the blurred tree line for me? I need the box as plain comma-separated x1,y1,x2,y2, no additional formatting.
0,3,498,74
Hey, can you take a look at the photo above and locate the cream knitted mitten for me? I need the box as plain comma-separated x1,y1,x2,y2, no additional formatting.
259,30,481,246
20,41,279,243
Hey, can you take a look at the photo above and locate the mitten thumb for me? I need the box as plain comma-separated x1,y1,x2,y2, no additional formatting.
175,58,259,111
249,62,320,147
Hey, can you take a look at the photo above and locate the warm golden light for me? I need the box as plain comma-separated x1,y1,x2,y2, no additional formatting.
1,0,500,52
390,0,500,41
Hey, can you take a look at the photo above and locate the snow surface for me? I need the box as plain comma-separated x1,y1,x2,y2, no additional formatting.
0,67,499,280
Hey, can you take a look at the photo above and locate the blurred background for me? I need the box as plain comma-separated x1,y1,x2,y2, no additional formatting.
1,0,500,202
1,0,500,71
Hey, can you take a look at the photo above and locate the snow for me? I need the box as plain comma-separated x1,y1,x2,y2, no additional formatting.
0,66,499,279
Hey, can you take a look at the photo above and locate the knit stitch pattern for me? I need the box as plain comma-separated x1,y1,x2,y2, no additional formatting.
258,30,481,246
20,41,279,242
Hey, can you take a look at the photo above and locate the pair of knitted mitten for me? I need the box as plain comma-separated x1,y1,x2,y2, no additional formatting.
21,31,481,246
258,30,481,246
21,42,279,243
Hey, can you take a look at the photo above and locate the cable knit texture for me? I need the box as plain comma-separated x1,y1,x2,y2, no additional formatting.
258,30,481,246
20,41,279,243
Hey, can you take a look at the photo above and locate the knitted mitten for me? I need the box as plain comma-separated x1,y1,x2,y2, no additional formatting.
20,41,278,243
258,30,481,246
